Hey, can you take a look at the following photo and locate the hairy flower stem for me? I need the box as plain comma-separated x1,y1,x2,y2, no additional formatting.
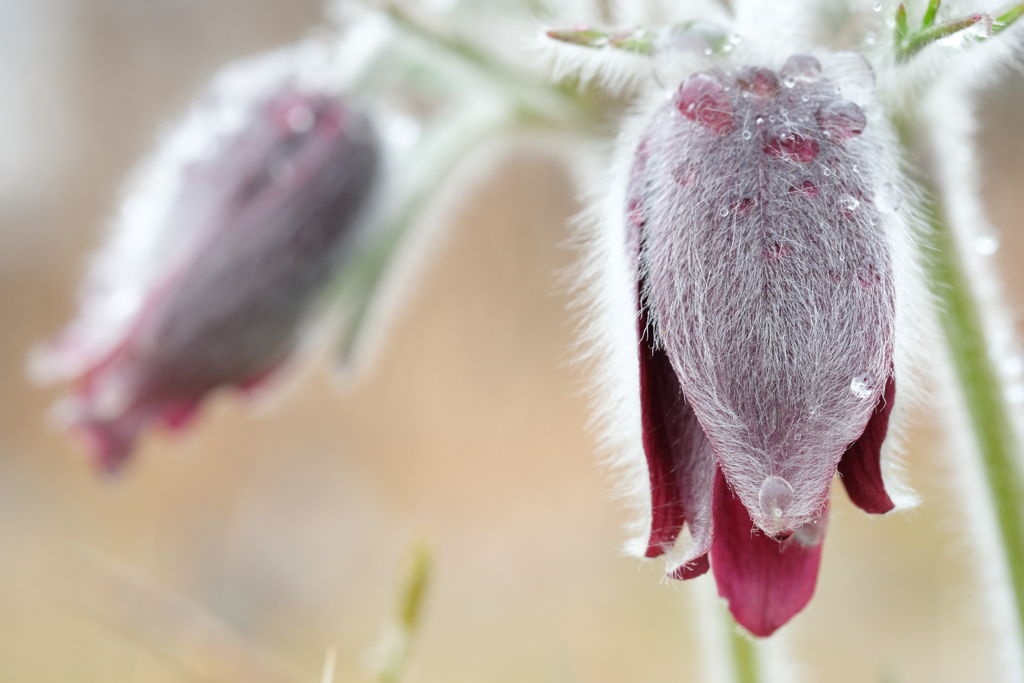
375,0,605,130
728,620,760,683
920,187,1024,641
897,104,1024,650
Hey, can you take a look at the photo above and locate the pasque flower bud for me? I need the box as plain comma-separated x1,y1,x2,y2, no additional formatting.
33,83,380,472
589,52,921,637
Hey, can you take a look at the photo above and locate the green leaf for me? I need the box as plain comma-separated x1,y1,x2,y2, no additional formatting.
994,2,1024,33
545,26,654,54
922,0,941,28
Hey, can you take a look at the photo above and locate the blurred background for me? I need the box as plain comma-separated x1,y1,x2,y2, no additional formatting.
3,1,1024,681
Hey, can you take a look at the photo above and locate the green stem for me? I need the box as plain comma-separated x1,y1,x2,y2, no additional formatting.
919,190,1024,642
377,0,601,125
727,620,760,683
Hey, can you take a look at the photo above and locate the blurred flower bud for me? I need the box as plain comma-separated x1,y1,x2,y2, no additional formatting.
32,79,380,472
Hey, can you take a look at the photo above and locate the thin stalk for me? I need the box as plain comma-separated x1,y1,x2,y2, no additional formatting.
375,0,603,127
728,621,760,683
918,188,1024,641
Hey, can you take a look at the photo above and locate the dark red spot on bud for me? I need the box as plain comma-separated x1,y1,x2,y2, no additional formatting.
627,198,645,228
856,261,881,288
677,74,735,136
765,131,819,163
737,66,781,98
733,196,756,215
764,242,792,260
672,165,696,186
790,180,819,197
816,101,867,141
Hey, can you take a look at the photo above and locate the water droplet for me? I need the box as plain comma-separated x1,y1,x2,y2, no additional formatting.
723,43,733,53
758,476,795,528
873,2,882,11
704,48,713,55
852,164,860,173
850,373,876,399
780,54,822,84
676,74,736,135
877,182,903,213
823,168,832,176
801,95,809,102
768,115,777,123
729,33,742,45
742,130,752,140
794,432,803,441
755,116,765,125
737,66,781,97
844,195,861,211
865,33,877,45
719,207,730,217
974,235,1000,255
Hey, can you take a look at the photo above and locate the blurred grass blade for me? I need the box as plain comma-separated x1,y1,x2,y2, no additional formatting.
374,539,432,683
54,550,307,683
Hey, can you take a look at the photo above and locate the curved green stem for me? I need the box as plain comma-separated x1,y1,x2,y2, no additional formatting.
919,189,1024,641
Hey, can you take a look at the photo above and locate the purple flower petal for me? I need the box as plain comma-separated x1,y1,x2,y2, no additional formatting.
838,372,897,514
638,290,716,569
710,467,825,638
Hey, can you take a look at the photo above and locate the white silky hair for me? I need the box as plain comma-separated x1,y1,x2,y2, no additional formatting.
557,0,935,563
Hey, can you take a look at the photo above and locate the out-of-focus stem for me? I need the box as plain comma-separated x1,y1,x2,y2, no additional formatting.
728,620,760,683
374,0,603,128
374,539,432,683
918,188,1024,643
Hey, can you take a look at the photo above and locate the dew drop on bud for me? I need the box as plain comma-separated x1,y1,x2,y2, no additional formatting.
676,74,735,135
758,476,795,526
736,66,781,98
850,373,876,399
974,235,1000,255
780,54,822,84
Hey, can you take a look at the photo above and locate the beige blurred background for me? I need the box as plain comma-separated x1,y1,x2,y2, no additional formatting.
3,1,1024,682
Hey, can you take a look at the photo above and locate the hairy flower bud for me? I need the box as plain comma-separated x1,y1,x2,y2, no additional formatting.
586,52,921,637
32,84,380,472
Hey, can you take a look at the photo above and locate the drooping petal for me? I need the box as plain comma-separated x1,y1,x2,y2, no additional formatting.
838,372,896,514
639,57,896,536
629,128,715,574
638,298,716,574
710,467,825,638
